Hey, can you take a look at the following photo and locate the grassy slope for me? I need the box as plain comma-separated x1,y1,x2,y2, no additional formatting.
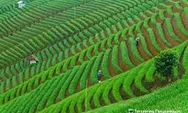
34,42,188,113
86,42,188,113
0,0,188,113
87,73,188,113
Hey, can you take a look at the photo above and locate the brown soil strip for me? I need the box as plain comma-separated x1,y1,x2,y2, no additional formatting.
165,10,173,18
99,94,105,106
4,73,9,79
54,91,60,103
115,24,120,31
119,85,129,100
131,80,143,97
163,1,173,6
171,14,187,41
88,57,99,86
153,25,168,49
110,27,114,34
10,78,13,89
75,66,87,93
172,5,182,13
156,14,164,23
98,94,103,107
138,13,146,20
132,17,138,23
82,51,88,63
141,25,158,56
181,12,188,31
108,88,117,103
162,20,179,46
126,19,133,26
118,46,130,71
133,26,154,59
179,1,187,8
0,77,4,82
148,18,156,28
98,43,103,52
108,52,118,76
74,102,78,113
137,38,151,61
144,11,152,17
121,86,132,100
82,99,86,112
104,40,109,50
90,96,95,109
142,76,155,91
143,73,171,93
148,18,167,49
126,39,141,65
66,107,70,113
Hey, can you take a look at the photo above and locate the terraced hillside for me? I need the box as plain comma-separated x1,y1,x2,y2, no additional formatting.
0,0,188,113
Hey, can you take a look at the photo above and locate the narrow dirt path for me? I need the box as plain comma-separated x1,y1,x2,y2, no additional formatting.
171,14,188,41
126,39,141,65
141,25,158,56
148,20,168,50
162,21,179,46
118,46,130,71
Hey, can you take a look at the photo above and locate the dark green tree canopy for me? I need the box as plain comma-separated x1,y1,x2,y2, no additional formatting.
154,50,179,77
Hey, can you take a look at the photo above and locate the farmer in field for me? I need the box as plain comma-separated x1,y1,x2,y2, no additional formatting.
135,37,140,47
97,70,102,83
27,54,39,66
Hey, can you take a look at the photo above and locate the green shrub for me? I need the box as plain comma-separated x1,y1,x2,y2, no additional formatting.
154,50,179,81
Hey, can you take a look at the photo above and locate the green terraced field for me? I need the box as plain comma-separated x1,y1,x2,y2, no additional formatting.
0,0,188,113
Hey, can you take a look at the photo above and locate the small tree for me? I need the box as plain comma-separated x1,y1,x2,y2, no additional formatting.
154,50,179,82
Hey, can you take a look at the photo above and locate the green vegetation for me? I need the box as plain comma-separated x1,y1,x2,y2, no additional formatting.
0,0,188,113
86,75,188,113
154,50,179,81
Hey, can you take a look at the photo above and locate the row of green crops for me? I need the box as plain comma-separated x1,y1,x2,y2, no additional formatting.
0,0,182,81
86,75,188,113
0,0,166,69
0,0,91,37
0,41,187,113
0,0,188,112
1,2,187,97
32,42,188,113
